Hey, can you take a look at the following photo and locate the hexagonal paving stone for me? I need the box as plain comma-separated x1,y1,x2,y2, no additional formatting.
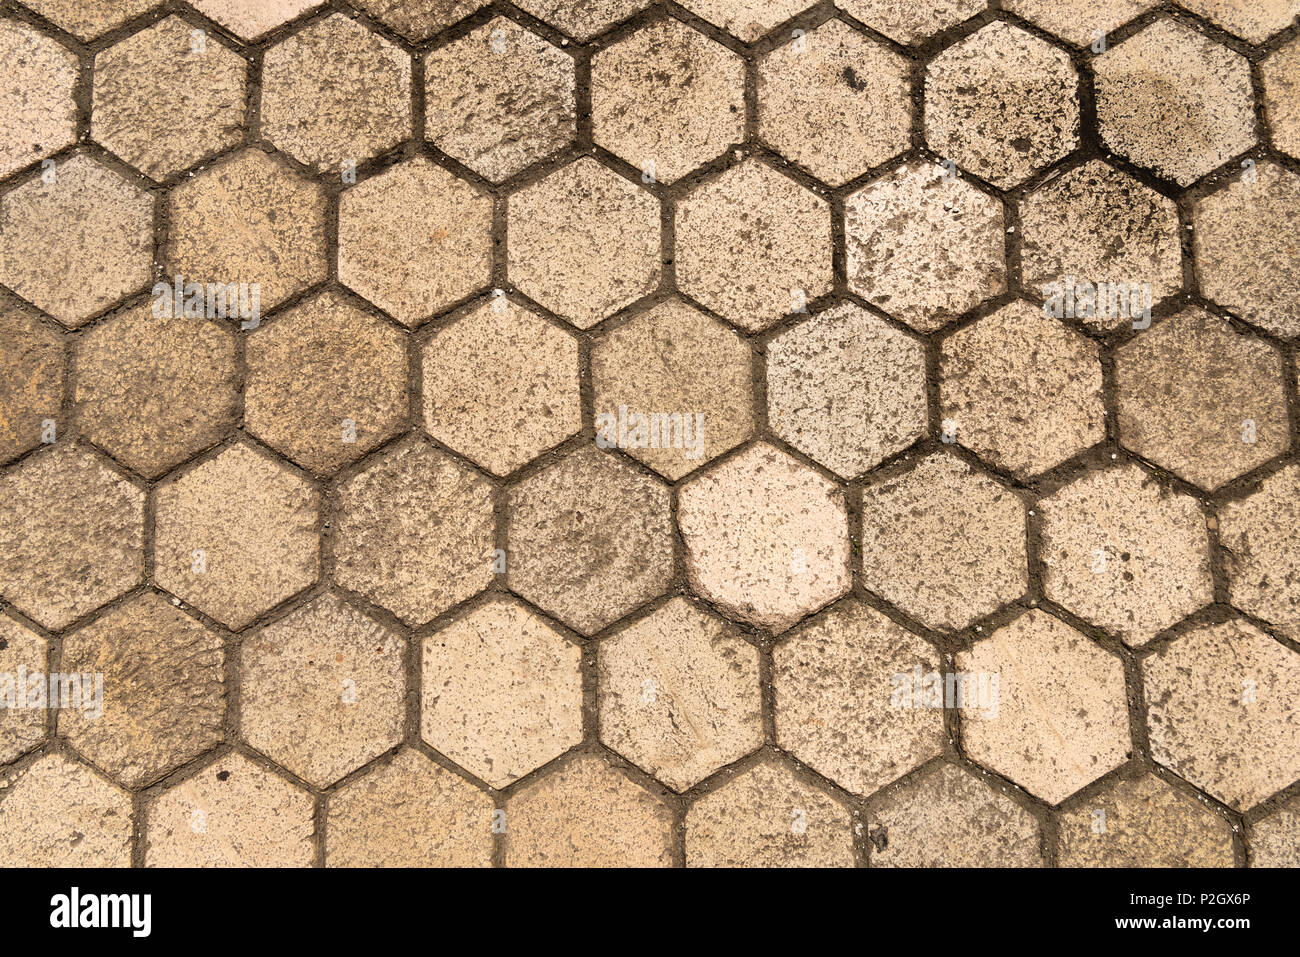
940,300,1105,478
165,148,328,314
1095,18,1256,186
92,16,246,181
145,753,314,867
189,0,323,40
1250,798,1300,866
679,443,851,633
1220,465,1300,640
349,0,490,41
676,0,812,42
676,160,832,333
0,152,152,328
421,299,581,476
60,592,224,788
421,597,582,788
774,600,945,796
592,298,753,481
1021,160,1183,331
503,754,674,867
1058,773,1234,866
325,749,494,867
261,14,410,171
339,157,492,326
513,0,651,41
19,0,158,40
0,19,76,181
957,609,1131,804
0,303,63,465
1177,0,1300,44
0,615,46,765
0,754,132,867
153,443,320,630
1115,308,1289,491
845,158,1006,332
1264,38,1300,160
240,593,405,788
593,18,743,185
1144,619,1300,811
1003,0,1157,48
839,0,985,45
508,157,660,329
507,447,673,635
424,17,575,183
868,762,1042,867
686,758,855,867
598,597,763,792
1039,462,1213,647
0,445,143,630
758,18,911,186
925,21,1080,189
334,439,494,626
1193,160,1300,339
859,451,1027,632
73,303,238,479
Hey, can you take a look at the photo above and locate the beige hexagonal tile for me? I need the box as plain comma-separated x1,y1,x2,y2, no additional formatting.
592,298,754,480
349,0,490,41
421,299,581,476
339,157,491,326
925,21,1080,189
513,0,651,41
1039,462,1213,647
957,610,1131,804
153,443,320,630
593,17,744,184
1177,0,1300,44
0,19,76,181
424,17,575,183
421,597,582,788
325,749,494,867
1144,619,1300,810
508,157,660,328
1264,37,1300,160
165,147,328,314
860,451,1026,632
0,302,63,465
503,753,673,867
686,758,855,867
839,0,985,45
679,442,851,633
507,447,674,635
0,152,152,328
20,0,158,40
845,158,1006,332
941,300,1105,477
1115,308,1289,491
676,0,812,42
240,594,404,788
1250,798,1300,866
0,754,132,867
0,445,143,630
759,18,910,186
1004,0,1157,48
189,0,323,40
598,597,762,791
774,600,945,796
1095,18,1256,186
0,615,46,765
334,438,494,627
1220,465,1300,640
676,159,832,333
145,752,314,867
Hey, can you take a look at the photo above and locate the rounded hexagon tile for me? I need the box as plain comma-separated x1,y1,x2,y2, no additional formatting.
1264,37,1300,160
1094,18,1256,186
60,592,225,788
0,302,63,465
0,18,77,181
859,451,1027,632
598,597,763,792
839,0,985,45
153,443,320,631
1177,0,1300,45
421,298,581,476
1003,0,1157,48
1220,465,1300,640
676,159,832,333
758,18,911,186
19,0,158,40
0,754,132,867
1250,797,1300,866
675,0,812,43
957,609,1131,805
0,445,143,631
774,600,946,797
845,158,1006,332
1039,462,1213,647
507,447,674,635
349,0,490,41
513,0,651,41
678,442,851,633
240,593,405,788
0,152,153,328
1143,618,1300,811
1115,308,1289,491
940,299,1105,477
421,596,583,789
925,21,1080,189
424,17,575,183
261,13,411,172
188,1,324,41
0,615,47,765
